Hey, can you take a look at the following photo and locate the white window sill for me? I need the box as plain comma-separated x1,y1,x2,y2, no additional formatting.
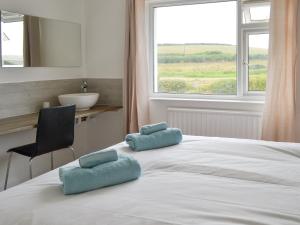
149,95,265,113
150,96,265,105
150,94,265,105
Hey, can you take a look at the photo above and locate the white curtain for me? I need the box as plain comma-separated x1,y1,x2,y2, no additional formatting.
262,0,299,142
124,0,150,133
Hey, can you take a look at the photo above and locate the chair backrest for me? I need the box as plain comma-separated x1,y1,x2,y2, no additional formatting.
34,105,76,158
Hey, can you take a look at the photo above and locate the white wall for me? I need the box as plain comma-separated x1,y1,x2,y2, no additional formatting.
84,0,126,151
0,0,86,83
85,0,126,79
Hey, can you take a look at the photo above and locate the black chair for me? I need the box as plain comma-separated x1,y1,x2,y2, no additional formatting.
4,105,76,190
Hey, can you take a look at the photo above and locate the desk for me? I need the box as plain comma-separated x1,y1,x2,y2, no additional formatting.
0,105,122,136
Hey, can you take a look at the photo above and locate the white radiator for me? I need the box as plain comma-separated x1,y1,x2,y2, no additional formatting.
167,108,263,139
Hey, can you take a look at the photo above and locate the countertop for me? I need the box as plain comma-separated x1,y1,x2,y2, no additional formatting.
0,105,122,136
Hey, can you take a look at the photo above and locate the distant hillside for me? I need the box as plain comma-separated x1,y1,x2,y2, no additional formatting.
157,44,267,64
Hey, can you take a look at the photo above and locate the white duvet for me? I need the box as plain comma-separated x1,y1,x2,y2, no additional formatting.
1,136,300,225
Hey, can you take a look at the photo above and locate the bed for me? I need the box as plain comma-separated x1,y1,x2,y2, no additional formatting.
0,135,300,225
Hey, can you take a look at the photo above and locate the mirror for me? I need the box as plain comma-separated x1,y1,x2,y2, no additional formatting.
0,10,81,67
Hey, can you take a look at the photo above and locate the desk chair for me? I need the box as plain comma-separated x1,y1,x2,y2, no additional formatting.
4,105,76,190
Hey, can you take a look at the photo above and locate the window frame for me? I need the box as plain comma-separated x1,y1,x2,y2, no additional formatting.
148,0,269,100
242,27,269,96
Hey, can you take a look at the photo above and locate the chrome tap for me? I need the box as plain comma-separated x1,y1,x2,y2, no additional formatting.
81,80,88,93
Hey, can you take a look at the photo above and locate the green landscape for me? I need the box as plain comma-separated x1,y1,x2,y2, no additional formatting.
157,44,268,95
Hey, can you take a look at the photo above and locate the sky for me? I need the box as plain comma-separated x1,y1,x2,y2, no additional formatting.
155,1,269,49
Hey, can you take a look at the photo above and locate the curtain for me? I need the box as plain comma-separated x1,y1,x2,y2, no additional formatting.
23,15,41,67
262,0,299,142
124,0,150,133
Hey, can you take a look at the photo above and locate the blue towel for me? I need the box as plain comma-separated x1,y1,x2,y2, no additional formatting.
59,165,76,182
79,149,118,168
125,128,182,151
59,155,141,195
140,122,168,135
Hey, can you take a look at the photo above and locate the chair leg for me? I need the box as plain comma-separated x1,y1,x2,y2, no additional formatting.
69,147,76,160
4,152,13,190
51,152,54,170
29,159,33,179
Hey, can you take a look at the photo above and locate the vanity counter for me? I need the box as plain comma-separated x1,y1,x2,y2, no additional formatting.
0,105,122,136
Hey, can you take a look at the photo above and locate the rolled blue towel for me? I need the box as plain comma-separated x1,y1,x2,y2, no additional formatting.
140,122,168,135
59,155,141,195
125,128,182,151
59,165,76,182
79,149,118,168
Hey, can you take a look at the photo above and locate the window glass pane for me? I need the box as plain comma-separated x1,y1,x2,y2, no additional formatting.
243,3,270,24
154,1,237,95
250,5,270,21
248,33,269,92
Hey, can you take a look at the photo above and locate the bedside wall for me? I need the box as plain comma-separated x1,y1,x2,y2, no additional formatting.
0,78,123,119
0,80,82,119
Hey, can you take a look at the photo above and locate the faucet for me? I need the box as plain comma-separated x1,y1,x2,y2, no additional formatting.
81,80,88,93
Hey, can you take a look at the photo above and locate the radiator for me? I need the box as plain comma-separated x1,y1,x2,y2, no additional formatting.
167,108,263,139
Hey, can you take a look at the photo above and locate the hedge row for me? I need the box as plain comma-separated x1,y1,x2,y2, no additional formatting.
158,77,266,94
158,51,268,64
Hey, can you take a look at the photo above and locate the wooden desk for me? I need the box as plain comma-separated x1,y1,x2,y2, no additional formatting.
0,105,122,136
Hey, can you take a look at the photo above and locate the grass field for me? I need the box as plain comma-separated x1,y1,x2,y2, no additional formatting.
157,44,268,95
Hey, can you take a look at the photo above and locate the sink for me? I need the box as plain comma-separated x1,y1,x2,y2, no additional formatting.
58,93,100,111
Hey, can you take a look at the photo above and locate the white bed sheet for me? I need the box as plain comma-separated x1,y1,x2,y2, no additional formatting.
1,136,300,225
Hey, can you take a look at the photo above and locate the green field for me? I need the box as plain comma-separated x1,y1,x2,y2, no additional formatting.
157,44,268,95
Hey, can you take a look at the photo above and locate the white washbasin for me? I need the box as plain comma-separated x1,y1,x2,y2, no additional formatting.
58,93,99,111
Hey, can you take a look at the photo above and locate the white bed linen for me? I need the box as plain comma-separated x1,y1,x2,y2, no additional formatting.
1,136,300,225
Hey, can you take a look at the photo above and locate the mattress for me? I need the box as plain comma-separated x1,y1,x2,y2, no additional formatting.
0,135,300,225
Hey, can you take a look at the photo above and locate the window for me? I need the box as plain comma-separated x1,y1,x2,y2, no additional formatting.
242,0,270,94
246,33,269,92
149,0,270,97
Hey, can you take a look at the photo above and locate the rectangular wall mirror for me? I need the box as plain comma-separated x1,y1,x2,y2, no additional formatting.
0,10,81,67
